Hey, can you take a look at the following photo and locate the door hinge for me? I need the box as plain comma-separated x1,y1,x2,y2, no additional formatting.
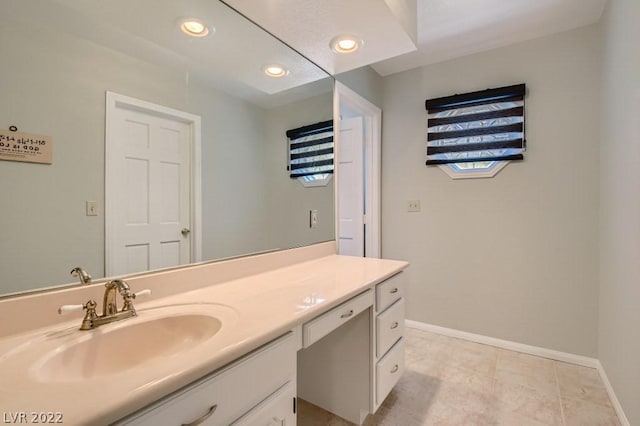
293,397,296,414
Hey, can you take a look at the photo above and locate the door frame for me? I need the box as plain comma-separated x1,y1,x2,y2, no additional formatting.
334,82,382,258
104,91,202,275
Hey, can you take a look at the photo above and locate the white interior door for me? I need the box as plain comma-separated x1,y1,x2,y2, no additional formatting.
338,116,365,256
106,93,198,276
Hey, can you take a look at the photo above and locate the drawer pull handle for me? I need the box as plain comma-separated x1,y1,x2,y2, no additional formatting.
268,417,285,426
340,309,354,318
389,288,398,294
182,404,217,426
390,321,399,329
390,364,399,374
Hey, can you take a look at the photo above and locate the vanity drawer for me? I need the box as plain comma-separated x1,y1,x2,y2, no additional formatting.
120,333,295,426
375,273,404,312
302,289,373,348
376,338,405,405
231,381,295,426
376,298,405,358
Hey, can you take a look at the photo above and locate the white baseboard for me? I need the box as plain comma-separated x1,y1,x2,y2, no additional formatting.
405,319,629,426
405,319,599,367
595,360,631,426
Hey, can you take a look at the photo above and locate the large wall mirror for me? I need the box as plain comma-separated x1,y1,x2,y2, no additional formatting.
0,0,335,297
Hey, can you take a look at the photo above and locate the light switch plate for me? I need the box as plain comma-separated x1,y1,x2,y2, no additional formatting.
310,209,318,228
407,200,420,212
86,201,98,216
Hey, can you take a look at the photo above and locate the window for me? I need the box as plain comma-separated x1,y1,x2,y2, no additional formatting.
425,83,526,179
286,120,334,187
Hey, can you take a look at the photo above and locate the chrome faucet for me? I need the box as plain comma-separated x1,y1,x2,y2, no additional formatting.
70,267,92,284
58,279,151,330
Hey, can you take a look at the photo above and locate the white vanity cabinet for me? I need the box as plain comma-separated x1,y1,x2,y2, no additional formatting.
297,289,374,424
118,333,296,426
297,272,406,424
373,272,405,409
117,273,406,426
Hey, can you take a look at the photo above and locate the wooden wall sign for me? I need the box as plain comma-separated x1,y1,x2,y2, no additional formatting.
0,129,52,164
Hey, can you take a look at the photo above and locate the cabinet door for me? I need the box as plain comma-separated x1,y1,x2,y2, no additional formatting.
302,289,373,348
232,381,296,426
119,333,295,426
375,272,404,312
376,338,405,405
376,298,405,358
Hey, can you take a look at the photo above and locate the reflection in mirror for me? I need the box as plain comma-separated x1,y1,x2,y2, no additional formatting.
0,0,334,297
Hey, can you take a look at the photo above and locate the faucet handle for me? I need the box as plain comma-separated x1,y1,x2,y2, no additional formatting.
58,300,99,330
58,300,97,315
134,289,152,298
58,304,85,315
121,289,151,312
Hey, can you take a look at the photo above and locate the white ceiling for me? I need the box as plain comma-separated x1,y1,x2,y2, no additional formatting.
226,0,608,77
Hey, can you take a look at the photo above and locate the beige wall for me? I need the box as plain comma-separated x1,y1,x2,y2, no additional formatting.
265,94,335,251
381,25,602,357
598,0,640,423
188,78,273,261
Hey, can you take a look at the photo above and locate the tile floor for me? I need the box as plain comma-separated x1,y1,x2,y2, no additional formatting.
298,327,621,426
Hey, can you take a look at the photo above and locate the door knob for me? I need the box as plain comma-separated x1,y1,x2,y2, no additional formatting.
181,228,191,236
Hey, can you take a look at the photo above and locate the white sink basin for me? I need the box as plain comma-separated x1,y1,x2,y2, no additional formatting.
16,303,238,383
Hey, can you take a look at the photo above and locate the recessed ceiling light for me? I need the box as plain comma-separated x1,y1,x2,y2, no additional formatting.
263,64,289,78
180,18,210,38
330,35,362,54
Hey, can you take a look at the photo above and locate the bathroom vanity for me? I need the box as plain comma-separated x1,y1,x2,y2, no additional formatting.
0,242,407,425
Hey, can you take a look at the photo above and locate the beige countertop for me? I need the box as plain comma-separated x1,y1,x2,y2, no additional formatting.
0,247,408,425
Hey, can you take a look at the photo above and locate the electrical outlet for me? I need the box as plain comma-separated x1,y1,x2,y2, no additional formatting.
407,200,421,212
86,201,98,216
310,210,318,228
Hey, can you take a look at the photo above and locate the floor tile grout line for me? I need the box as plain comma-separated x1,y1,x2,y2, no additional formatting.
553,360,567,426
